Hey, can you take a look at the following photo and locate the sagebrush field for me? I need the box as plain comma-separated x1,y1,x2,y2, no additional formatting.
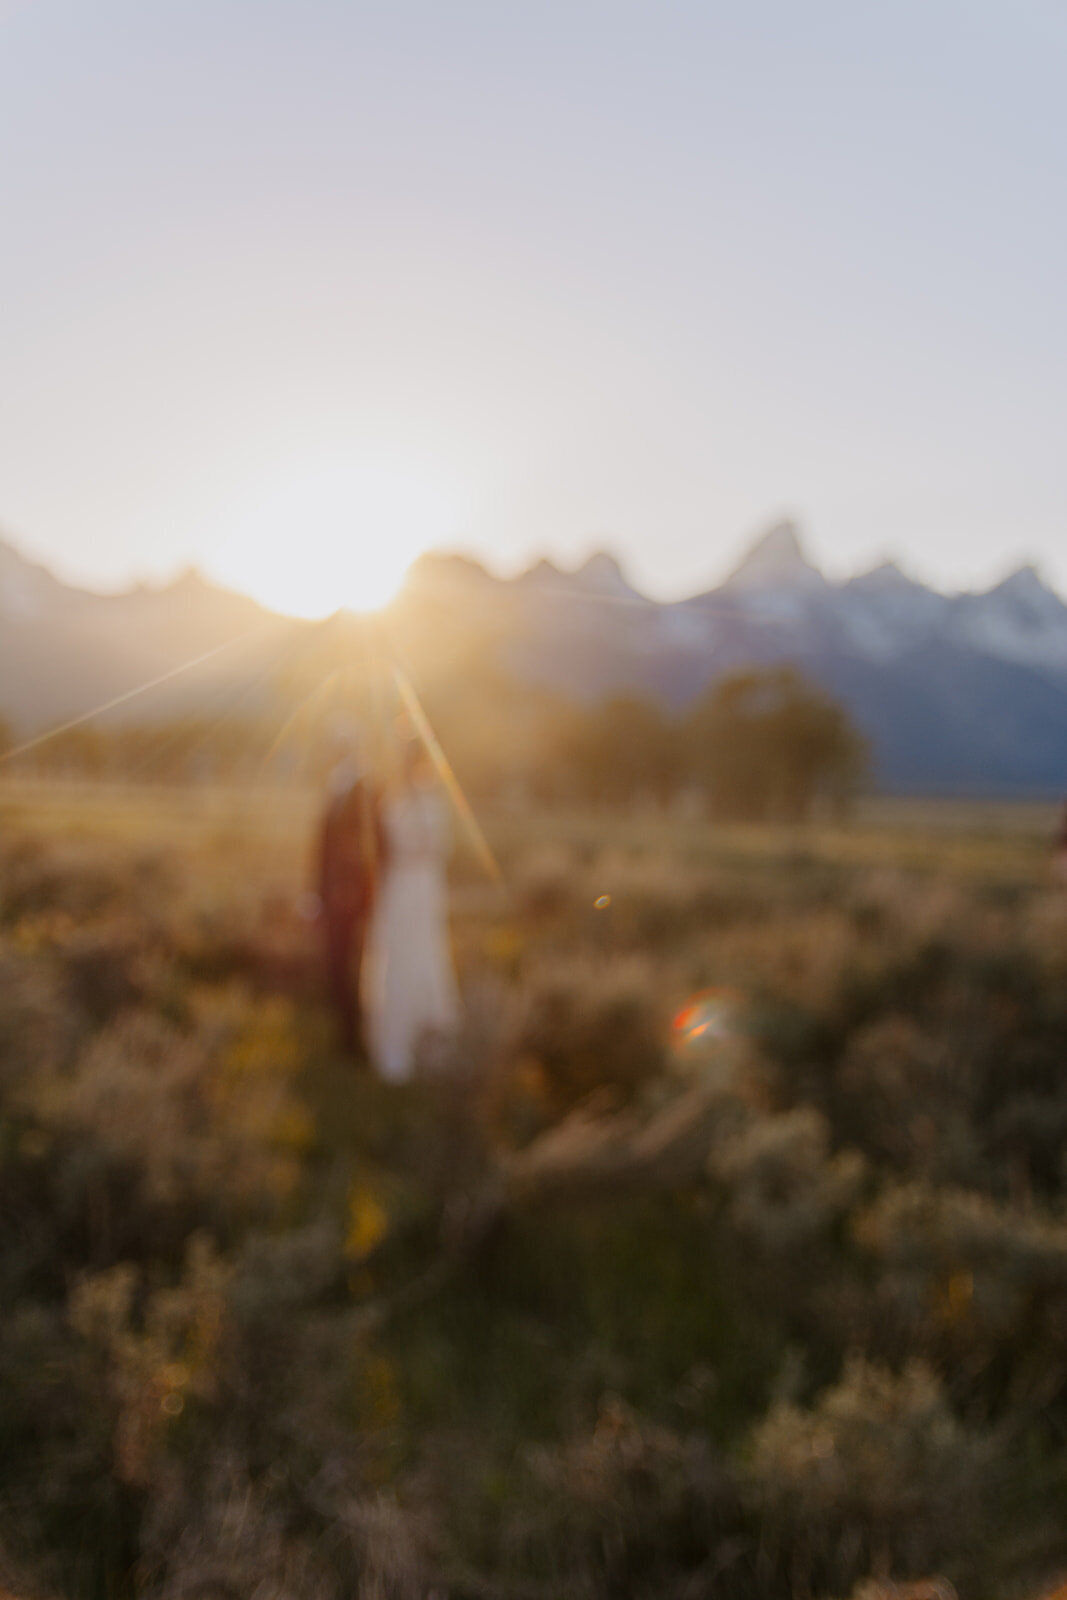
3,781,1067,1600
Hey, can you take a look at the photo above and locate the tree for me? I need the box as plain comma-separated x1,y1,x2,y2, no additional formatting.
685,666,867,821
554,694,681,806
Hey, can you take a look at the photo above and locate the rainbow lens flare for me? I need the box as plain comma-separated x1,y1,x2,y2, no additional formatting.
671,988,742,1055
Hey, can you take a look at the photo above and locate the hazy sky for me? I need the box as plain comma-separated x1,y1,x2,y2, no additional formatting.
1,0,1065,607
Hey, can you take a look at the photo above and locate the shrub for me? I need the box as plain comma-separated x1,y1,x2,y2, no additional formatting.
711,1108,866,1254
514,1396,741,1596
515,957,667,1111
853,1182,1067,1375
747,1357,989,1596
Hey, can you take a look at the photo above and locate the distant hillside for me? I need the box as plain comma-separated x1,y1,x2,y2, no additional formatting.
4,522,1067,794
0,535,299,732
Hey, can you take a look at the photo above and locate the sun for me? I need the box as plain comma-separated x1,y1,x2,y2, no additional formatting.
207,462,464,618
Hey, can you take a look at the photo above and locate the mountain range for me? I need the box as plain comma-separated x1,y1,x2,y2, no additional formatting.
4,522,1067,794
0,535,297,737
404,522,1067,795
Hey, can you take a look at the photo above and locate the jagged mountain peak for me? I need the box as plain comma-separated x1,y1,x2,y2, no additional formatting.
573,550,639,597
848,559,930,594
990,562,1056,606
517,550,641,600
405,550,495,591
722,519,826,591
519,556,565,586
578,549,622,578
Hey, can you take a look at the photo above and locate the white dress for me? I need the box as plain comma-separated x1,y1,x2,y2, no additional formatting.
364,782,460,1082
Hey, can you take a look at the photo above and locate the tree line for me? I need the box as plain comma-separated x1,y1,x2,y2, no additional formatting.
541,666,868,819
0,665,869,821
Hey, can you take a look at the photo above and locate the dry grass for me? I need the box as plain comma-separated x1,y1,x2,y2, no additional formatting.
2,777,1067,1599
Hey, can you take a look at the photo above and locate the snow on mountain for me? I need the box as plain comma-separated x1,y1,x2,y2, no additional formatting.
836,561,951,662
846,560,945,610
496,524,1067,684
707,533,1067,680
4,516,1067,791
945,566,1067,674
502,524,1067,789
831,557,1067,676
721,519,827,592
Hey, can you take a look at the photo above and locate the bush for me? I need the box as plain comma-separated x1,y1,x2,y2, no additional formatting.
515,957,667,1111
514,1397,742,1596
5,789,1067,1598
711,1108,866,1254
853,1182,1067,1376
747,1357,990,1596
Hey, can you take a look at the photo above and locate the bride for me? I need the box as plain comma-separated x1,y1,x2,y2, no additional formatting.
363,736,460,1082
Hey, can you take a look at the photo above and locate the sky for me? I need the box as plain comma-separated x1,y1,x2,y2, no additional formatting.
1,0,1065,611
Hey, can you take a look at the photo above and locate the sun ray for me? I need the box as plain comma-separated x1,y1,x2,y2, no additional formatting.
257,669,341,775
0,623,279,767
122,624,309,782
389,660,502,886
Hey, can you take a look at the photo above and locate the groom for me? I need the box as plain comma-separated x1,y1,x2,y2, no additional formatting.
316,732,384,1058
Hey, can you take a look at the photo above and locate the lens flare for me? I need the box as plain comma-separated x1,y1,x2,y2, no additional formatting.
671,988,742,1056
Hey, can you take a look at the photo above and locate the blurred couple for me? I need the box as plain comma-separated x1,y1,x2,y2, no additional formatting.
316,726,460,1080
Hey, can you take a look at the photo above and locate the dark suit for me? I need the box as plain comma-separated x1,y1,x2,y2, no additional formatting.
317,774,384,1055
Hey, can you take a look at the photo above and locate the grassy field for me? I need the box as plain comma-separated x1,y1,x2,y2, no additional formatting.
2,779,1067,1600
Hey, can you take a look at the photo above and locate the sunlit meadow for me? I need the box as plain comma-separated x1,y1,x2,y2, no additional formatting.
2,780,1067,1598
